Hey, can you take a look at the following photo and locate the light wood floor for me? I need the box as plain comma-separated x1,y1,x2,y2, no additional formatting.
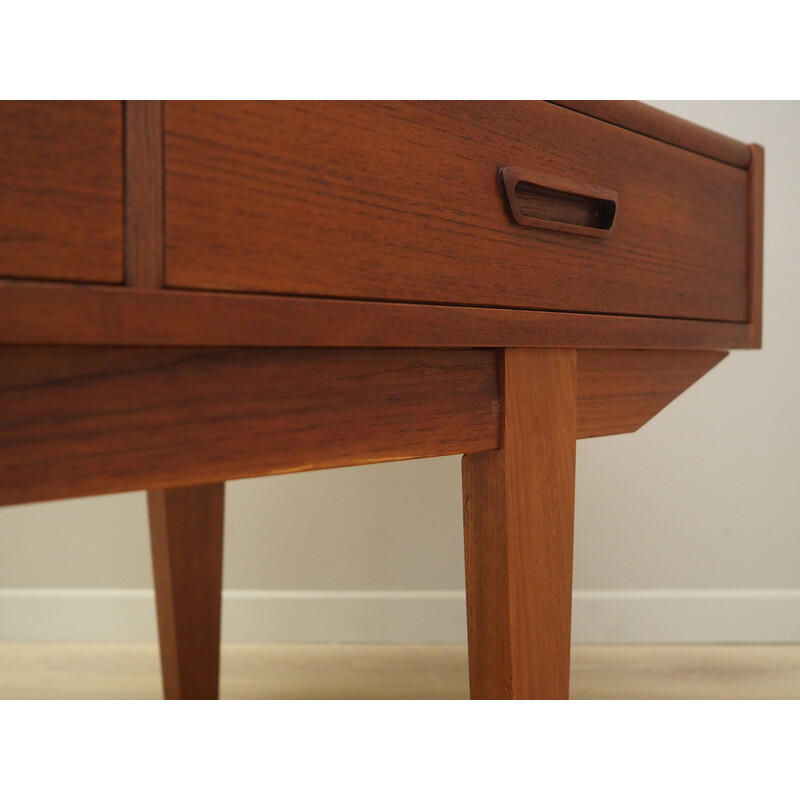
1,643,799,699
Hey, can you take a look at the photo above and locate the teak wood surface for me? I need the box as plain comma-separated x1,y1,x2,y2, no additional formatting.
0,346,728,506
125,100,164,288
0,101,123,284
550,101,752,168
463,349,577,699
148,483,224,700
0,347,500,506
0,101,764,700
0,280,754,351
165,101,748,323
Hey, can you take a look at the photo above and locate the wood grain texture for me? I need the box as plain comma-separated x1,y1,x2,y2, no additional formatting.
0,101,123,283
462,349,577,699
500,166,618,237
0,347,500,507
549,101,752,168
0,343,734,508
164,101,749,322
3,643,800,700
747,144,765,348
0,281,754,351
148,483,224,699
577,350,728,438
125,101,164,287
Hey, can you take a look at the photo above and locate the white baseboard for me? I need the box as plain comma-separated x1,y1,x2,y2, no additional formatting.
0,589,468,643
571,589,800,643
1,588,799,643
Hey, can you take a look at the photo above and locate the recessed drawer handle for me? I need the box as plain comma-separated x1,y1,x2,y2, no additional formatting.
500,167,618,238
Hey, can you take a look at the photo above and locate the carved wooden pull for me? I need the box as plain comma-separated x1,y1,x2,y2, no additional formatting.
500,166,617,237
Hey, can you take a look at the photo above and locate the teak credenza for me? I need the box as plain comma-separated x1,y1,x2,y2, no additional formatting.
0,101,763,699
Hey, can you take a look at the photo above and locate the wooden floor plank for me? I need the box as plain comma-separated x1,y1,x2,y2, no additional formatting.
1,644,799,700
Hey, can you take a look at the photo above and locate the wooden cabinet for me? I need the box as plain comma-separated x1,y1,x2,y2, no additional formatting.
0,101,764,700
0,101,123,284
164,101,749,322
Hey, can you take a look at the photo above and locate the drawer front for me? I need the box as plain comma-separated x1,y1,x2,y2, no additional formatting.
165,101,748,322
0,101,123,284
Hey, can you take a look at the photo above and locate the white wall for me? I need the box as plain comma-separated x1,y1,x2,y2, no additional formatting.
1,101,798,643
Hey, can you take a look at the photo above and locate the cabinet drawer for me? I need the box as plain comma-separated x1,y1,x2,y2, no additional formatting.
165,101,749,322
0,101,123,284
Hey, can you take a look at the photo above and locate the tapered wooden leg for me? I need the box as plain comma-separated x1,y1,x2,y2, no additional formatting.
148,482,225,700
462,349,577,699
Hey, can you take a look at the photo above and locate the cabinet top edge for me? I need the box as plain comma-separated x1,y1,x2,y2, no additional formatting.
548,100,752,169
